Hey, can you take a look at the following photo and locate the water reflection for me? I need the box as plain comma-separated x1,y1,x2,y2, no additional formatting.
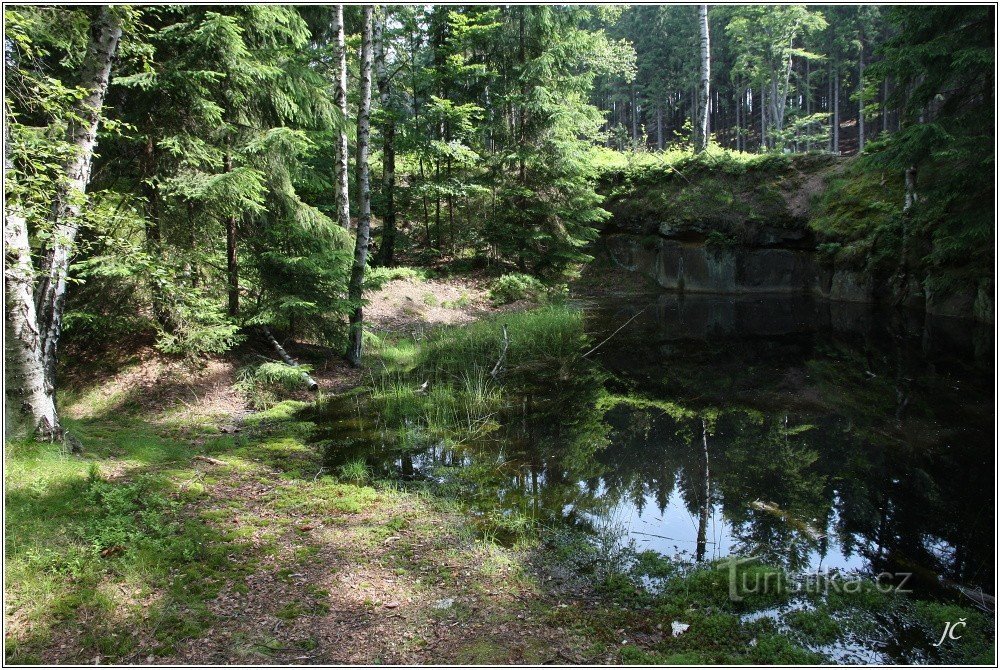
316,294,994,594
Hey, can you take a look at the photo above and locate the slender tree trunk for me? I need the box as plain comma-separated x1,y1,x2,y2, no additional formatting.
805,60,811,151
858,51,865,152
33,5,121,393
4,129,60,440
882,78,889,134
630,86,638,142
696,5,710,153
333,5,351,229
696,418,711,562
374,7,396,267
833,64,840,155
904,166,917,212
760,86,767,151
828,61,834,151
224,151,239,317
346,7,373,366
656,103,663,149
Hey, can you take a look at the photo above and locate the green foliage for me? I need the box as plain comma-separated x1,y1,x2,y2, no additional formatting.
364,265,433,291
488,273,548,305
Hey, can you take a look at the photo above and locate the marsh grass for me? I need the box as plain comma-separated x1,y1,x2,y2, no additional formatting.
362,306,587,453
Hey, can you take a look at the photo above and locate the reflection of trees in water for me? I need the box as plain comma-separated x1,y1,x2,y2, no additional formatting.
317,302,992,591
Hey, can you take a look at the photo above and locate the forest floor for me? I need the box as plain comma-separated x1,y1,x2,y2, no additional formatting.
4,272,638,665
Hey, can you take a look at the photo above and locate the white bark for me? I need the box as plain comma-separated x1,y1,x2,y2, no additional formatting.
904,166,917,212
333,5,351,229
35,6,122,389
346,6,373,366
696,5,710,153
5,187,60,440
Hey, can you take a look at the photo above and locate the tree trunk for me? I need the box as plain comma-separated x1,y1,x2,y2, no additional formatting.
696,418,711,562
33,5,122,393
858,51,865,152
805,60,811,151
4,126,60,440
828,61,834,151
333,5,351,229
882,78,889,133
630,86,638,142
224,152,239,317
760,86,767,151
904,166,917,212
696,5,710,153
656,103,664,149
833,65,840,155
346,6,373,367
374,7,396,267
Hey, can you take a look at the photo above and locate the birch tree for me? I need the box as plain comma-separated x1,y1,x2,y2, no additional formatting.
374,5,399,267
333,5,351,229
346,6,373,366
5,5,122,439
695,5,711,153
727,5,825,150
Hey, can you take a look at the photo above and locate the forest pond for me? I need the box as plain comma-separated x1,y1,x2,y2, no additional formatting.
316,294,994,597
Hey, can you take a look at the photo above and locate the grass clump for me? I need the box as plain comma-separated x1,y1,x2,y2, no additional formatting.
235,360,314,410
338,458,370,484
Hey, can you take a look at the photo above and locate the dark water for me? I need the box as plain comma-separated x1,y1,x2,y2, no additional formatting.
317,294,995,596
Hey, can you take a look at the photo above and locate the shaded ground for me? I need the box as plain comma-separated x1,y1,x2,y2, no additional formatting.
6,274,622,665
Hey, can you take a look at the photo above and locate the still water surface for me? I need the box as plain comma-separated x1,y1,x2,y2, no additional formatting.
318,294,994,594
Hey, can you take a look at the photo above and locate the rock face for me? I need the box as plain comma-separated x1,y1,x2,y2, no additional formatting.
602,231,990,321
597,154,990,321
605,235,820,295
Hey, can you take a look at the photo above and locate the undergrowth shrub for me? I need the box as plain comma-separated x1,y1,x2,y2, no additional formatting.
488,273,555,305
365,266,432,291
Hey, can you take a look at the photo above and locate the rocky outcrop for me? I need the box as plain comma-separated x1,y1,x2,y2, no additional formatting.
606,235,820,295
597,154,991,321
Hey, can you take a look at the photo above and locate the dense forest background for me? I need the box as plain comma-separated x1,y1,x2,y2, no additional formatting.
4,5,994,440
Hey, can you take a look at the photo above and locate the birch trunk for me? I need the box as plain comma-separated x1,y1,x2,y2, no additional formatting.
696,418,711,562
346,7,373,366
34,5,121,391
696,5,710,153
5,135,60,440
373,7,397,267
333,5,351,229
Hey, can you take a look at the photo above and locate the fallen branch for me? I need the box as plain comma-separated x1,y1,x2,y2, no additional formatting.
193,455,225,466
582,305,650,358
489,324,509,379
261,327,319,391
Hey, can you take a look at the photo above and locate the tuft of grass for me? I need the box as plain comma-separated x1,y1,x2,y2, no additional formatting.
235,361,314,410
338,458,370,484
